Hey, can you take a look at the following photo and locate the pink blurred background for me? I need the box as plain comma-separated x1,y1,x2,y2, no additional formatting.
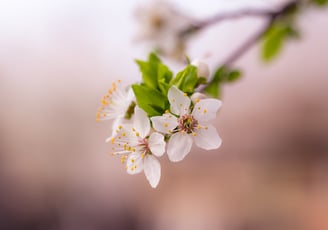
0,0,327,229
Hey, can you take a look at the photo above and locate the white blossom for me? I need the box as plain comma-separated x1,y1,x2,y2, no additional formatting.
96,80,135,138
151,86,222,162
96,80,135,122
134,0,192,60
191,59,210,79
108,106,165,188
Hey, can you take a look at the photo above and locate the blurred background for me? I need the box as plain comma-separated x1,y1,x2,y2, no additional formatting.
0,0,327,229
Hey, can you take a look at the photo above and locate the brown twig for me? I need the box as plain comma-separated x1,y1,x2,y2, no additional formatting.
189,0,300,92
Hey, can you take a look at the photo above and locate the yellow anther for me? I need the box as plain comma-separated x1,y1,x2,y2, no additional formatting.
121,156,126,163
164,123,168,127
195,98,200,103
117,79,121,83
192,132,197,136
203,109,207,113
111,137,115,144
118,125,122,129
122,132,126,137
197,125,201,129
131,159,135,163
141,153,145,159
101,99,108,105
183,93,187,97
165,110,170,114
135,132,140,137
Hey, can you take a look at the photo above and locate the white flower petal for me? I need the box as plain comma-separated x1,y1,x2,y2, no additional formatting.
194,124,222,150
127,87,135,101
96,81,133,122
192,98,222,123
134,106,150,138
167,132,193,162
110,118,132,138
126,152,144,175
168,86,190,116
144,155,161,188
190,92,207,104
148,132,166,157
151,113,178,134
191,59,210,78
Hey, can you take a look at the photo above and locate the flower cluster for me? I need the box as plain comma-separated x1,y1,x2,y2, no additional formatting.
97,53,222,188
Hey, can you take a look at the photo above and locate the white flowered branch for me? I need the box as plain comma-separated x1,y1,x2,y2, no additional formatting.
96,0,327,188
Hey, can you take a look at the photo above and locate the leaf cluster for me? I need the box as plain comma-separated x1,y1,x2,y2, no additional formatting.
132,53,207,116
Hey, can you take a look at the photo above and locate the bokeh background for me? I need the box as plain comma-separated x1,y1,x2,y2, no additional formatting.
0,0,327,229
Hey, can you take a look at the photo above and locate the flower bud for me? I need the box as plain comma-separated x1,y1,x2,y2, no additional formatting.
191,59,210,79
191,92,207,104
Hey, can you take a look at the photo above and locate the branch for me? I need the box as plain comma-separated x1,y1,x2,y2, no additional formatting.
222,17,275,67
221,0,299,67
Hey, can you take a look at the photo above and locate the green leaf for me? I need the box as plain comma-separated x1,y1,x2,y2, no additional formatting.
195,77,207,87
227,70,241,82
203,67,225,98
157,63,173,95
204,81,221,98
261,23,288,61
203,66,242,98
132,84,168,116
135,53,161,89
312,0,328,6
170,65,198,94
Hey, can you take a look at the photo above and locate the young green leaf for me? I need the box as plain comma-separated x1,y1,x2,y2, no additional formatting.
203,66,242,98
135,53,161,89
261,23,288,61
312,0,328,6
157,63,173,95
203,66,226,98
170,65,198,94
132,84,168,116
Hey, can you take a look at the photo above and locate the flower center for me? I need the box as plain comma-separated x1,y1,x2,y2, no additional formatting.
138,138,151,156
178,114,198,134
151,15,165,29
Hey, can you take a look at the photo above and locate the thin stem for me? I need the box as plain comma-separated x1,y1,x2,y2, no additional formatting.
195,9,275,29
221,0,299,67
193,0,299,92
222,17,275,67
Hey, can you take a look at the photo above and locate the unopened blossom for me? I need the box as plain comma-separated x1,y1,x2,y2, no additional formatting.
191,59,210,79
134,0,192,60
108,106,165,188
151,86,222,162
190,92,207,104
